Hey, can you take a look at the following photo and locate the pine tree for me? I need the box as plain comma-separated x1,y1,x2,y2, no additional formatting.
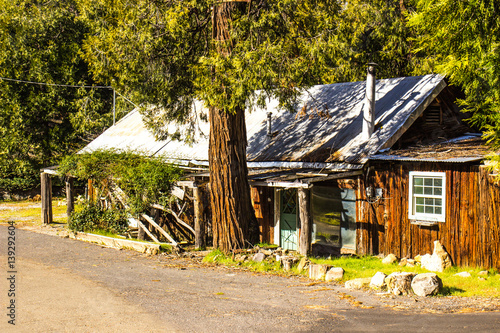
409,0,500,171
80,0,342,251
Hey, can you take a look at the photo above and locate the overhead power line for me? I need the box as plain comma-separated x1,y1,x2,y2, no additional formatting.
0,76,112,89
0,76,139,125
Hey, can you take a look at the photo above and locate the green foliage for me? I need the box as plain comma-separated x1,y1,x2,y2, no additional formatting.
0,0,122,192
59,149,182,214
330,0,426,81
69,202,128,234
409,0,500,171
79,0,345,137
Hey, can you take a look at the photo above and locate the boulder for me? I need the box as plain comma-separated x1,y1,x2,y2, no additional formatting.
406,259,416,267
433,241,452,268
411,273,442,297
297,257,310,273
252,252,266,263
325,267,344,282
414,255,422,263
385,272,416,296
309,264,332,280
478,270,489,276
398,258,408,267
454,271,471,278
382,254,398,264
345,278,371,290
370,272,387,289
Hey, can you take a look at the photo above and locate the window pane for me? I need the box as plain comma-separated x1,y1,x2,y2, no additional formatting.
435,199,442,207
414,186,423,194
414,177,423,186
424,186,433,195
435,207,442,215
416,197,424,205
424,178,433,186
434,178,442,187
434,187,442,195
425,206,434,214
425,198,434,205
416,204,424,213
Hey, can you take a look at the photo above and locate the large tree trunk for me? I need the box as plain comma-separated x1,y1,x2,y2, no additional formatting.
209,1,258,252
209,106,258,252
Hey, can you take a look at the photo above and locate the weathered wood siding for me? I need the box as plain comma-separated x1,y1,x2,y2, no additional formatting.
358,162,500,269
251,187,274,244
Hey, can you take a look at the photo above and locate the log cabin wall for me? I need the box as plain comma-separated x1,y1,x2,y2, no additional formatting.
251,186,275,244
359,161,500,269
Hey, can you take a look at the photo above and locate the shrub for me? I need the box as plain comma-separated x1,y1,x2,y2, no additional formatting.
69,203,128,234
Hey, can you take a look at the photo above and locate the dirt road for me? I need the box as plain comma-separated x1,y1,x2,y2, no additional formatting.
1,225,499,332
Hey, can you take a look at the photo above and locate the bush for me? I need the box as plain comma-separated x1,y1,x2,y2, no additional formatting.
69,203,129,234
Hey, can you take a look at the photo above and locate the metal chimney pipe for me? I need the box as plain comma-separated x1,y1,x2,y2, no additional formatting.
267,112,272,137
363,63,377,140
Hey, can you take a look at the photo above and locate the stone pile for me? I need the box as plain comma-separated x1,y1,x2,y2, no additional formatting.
344,271,442,297
381,240,452,272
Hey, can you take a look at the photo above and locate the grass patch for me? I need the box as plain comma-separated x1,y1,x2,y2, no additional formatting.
203,249,283,273
0,198,69,224
312,256,500,297
203,250,500,297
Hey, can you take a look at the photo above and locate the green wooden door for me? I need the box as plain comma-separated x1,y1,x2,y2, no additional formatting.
280,189,298,250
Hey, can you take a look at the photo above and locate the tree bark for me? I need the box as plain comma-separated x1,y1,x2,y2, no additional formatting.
209,105,258,252
210,1,258,253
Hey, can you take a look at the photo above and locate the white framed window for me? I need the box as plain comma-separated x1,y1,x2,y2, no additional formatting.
408,171,446,222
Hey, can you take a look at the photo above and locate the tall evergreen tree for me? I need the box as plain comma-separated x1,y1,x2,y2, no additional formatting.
0,0,116,191
409,0,500,170
80,0,342,251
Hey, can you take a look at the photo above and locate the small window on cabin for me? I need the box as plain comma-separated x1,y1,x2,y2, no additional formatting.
408,172,446,222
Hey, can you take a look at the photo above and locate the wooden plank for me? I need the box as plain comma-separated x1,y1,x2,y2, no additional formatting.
151,204,196,236
141,213,178,246
41,173,53,224
136,218,160,243
66,177,75,221
298,187,312,256
194,185,205,249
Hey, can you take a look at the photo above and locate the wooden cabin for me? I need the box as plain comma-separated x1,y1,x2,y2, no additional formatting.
81,73,500,269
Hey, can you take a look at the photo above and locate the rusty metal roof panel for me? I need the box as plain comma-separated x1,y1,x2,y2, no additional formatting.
246,74,446,164
83,75,446,169
369,134,488,163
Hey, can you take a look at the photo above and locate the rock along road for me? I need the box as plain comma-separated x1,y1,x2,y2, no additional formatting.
0,225,499,333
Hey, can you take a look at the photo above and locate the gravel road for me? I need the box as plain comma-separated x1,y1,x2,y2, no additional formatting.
0,225,499,332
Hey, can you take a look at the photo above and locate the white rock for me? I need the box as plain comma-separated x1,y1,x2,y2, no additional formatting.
411,273,442,297
382,253,398,264
345,278,371,290
454,271,471,278
385,272,416,295
309,264,332,280
252,252,266,262
325,267,344,282
370,272,387,289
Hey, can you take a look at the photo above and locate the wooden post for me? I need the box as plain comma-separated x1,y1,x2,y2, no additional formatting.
41,172,53,224
298,187,312,256
194,184,205,249
66,177,75,222
87,179,94,202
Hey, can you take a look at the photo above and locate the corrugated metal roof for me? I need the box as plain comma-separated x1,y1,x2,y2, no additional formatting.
83,74,446,169
369,135,488,163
